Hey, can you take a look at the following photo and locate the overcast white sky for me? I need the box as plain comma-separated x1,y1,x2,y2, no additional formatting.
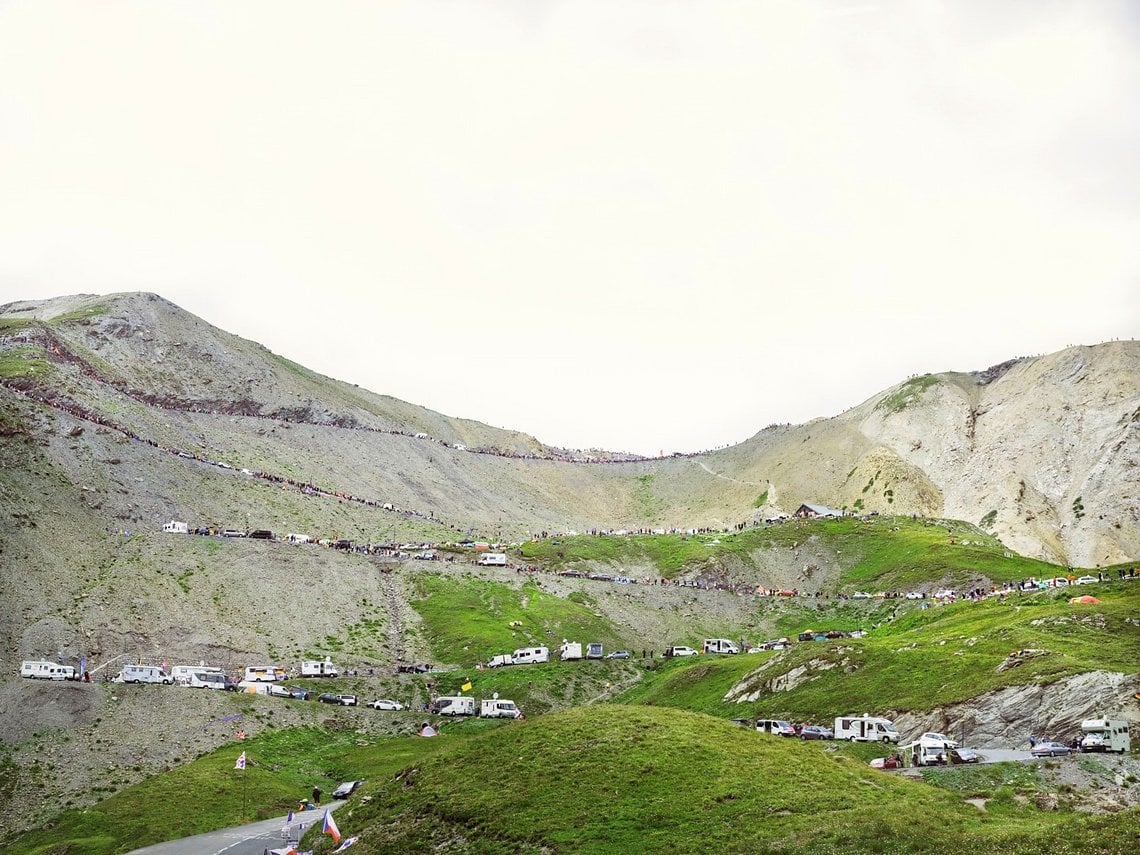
1,1,1138,454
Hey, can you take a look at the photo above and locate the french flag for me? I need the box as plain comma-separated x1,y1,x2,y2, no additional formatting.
322,808,341,843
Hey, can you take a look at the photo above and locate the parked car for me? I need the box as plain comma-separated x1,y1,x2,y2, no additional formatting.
949,747,980,764
266,683,292,698
332,780,365,799
318,693,340,704
338,694,358,706
1031,741,1071,758
663,646,697,658
606,650,630,660
852,591,872,599
368,698,403,710
1073,575,1099,585
286,686,312,700
800,725,834,740
920,732,959,749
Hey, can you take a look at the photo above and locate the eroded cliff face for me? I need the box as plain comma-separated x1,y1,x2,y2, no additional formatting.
842,344,1140,566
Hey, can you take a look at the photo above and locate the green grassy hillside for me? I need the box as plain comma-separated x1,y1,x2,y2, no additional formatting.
617,584,1140,721
519,516,1063,589
304,705,1137,854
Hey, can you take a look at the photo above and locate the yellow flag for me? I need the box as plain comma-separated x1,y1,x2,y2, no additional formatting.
461,681,473,692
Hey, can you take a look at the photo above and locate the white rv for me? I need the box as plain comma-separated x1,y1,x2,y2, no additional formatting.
487,653,514,668
905,734,957,766
162,520,189,534
1080,718,1130,754
172,664,223,684
187,671,227,690
119,664,173,685
301,659,340,677
560,641,583,661
244,665,287,682
477,553,508,566
287,533,313,545
512,647,549,665
20,660,58,679
480,696,522,719
834,714,900,744
431,696,475,716
703,639,740,654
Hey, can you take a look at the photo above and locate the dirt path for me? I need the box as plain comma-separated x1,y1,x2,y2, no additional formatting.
697,461,765,488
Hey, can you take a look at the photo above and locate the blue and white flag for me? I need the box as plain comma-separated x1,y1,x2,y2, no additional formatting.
234,751,246,770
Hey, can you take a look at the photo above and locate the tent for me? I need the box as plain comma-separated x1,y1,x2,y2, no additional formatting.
1069,595,1101,604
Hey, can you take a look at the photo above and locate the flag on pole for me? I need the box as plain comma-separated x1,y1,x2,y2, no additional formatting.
285,809,294,825
334,837,359,851
461,681,472,692
234,751,246,770
322,808,341,843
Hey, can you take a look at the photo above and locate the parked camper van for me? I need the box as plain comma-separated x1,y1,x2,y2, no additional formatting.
560,641,583,661
834,714,900,743
586,643,604,660
244,665,287,682
512,647,549,665
162,520,189,534
187,671,227,690
1080,718,1131,754
755,719,797,737
703,638,740,654
172,664,223,685
431,696,475,716
301,659,340,678
487,654,514,668
119,664,173,685
906,734,956,766
20,660,58,679
480,696,522,719
477,553,507,566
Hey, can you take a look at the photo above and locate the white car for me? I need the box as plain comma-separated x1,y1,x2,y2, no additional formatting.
265,683,292,698
339,694,358,706
1073,575,1098,585
664,646,697,658
368,698,404,710
852,591,872,599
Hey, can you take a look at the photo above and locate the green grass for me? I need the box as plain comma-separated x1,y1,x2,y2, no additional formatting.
616,585,1140,722
878,374,942,413
0,317,35,333
300,705,1140,854
0,349,54,380
410,575,624,667
753,489,768,508
48,303,111,324
519,516,1064,589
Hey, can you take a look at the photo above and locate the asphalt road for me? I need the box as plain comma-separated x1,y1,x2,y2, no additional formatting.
125,801,344,855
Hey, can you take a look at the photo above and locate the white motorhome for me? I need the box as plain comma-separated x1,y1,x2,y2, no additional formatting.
480,695,522,719
162,520,189,534
834,714,900,744
431,696,475,716
478,553,508,566
512,647,549,665
171,664,223,684
703,638,740,654
244,665,287,682
187,671,227,690
905,734,957,766
560,641,583,661
301,659,340,677
287,533,313,545
20,660,58,679
119,664,173,685
1080,718,1130,754
586,643,604,660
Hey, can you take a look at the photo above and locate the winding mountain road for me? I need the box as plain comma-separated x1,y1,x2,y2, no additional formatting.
124,802,343,855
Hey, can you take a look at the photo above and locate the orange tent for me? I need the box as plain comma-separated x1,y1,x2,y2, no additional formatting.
1068,595,1101,604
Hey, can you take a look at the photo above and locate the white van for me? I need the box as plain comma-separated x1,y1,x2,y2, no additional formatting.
244,665,287,682
20,660,58,679
1080,718,1130,754
162,520,189,534
755,719,796,737
512,647,549,665
703,639,740,654
188,671,227,690
834,714,900,744
431,696,476,716
487,653,514,668
560,641,583,661
478,553,507,566
301,659,339,677
480,696,522,719
172,664,223,685
119,664,173,685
